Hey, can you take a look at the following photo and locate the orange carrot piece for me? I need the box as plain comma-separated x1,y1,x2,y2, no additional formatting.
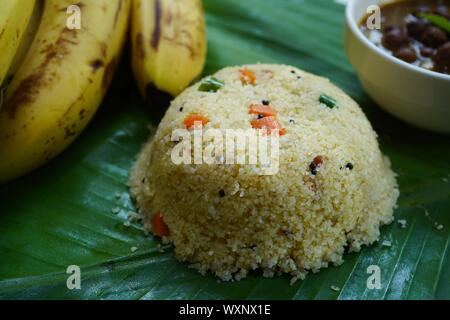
239,68,256,85
250,116,286,136
184,114,210,129
152,213,169,237
313,155,324,166
248,104,277,117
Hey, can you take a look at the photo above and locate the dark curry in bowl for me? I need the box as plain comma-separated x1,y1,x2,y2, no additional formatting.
360,0,450,75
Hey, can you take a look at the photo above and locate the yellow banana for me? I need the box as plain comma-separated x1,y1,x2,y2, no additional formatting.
0,0,37,86
0,0,131,183
3,0,44,88
131,0,207,98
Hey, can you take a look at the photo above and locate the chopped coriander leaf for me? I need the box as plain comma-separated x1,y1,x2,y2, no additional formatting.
319,94,338,109
198,77,224,92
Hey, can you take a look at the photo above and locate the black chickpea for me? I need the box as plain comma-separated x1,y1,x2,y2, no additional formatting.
420,26,447,48
382,27,410,51
394,47,417,63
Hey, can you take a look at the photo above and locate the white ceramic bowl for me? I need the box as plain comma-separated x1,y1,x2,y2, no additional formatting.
344,0,450,134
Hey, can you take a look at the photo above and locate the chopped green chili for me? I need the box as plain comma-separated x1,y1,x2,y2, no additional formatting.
418,13,450,33
319,94,338,109
198,77,225,92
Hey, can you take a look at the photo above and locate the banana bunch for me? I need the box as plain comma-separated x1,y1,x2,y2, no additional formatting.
0,0,131,183
0,0,207,183
131,0,207,98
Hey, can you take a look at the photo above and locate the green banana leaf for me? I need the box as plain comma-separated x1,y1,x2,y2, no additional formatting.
0,0,449,300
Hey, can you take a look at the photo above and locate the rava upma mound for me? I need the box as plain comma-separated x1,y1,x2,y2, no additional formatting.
129,64,399,282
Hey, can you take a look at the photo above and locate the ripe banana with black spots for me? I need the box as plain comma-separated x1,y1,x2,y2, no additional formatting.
131,0,207,98
3,0,44,90
0,0,131,183
0,0,37,87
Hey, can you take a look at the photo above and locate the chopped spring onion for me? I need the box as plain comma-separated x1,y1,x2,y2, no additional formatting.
198,77,224,92
319,94,338,109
